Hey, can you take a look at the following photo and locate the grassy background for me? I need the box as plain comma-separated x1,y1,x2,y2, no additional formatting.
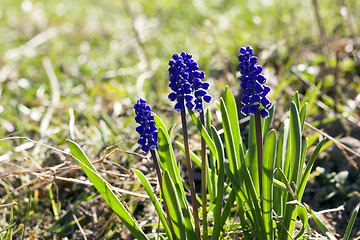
0,0,359,239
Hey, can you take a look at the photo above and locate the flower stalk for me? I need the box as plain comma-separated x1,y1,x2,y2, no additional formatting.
150,149,177,240
181,107,201,240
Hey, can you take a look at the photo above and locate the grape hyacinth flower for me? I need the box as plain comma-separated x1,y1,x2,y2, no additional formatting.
168,51,212,112
238,46,272,119
133,99,177,240
134,98,158,152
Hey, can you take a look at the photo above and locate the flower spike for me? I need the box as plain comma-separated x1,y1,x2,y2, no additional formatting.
238,46,272,118
168,51,212,112
134,99,158,152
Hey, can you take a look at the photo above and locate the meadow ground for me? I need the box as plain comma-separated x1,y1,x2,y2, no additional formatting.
0,0,360,239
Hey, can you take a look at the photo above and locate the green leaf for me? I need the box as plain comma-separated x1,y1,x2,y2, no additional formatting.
305,203,337,240
210,126,226,240
189,109,217,157
241,162,267,240
273,178,288,192
220,97,240,180
298,138,326,201
262,103,275,139
163,170,186,240
297,138,308,186
157,127,197,239
223,87,242,172
293,91,300,111
343,205,359,240
224,164,253,239
287,200,308,240
299,103,307,133
66,140,149,240
132,169,172,239
247,115,258,195
206,108,217,202
262,129,276,240
279,102,302,239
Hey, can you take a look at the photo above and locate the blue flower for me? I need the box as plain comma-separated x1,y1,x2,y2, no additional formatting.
238,46,272,118
168,52,212,112
134,98,158,152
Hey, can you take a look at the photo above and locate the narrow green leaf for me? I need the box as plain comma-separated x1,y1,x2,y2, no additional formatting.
262,103,275,139
248,115,259,195
157,128,197,239
298,138,326,201
305,203,337,240
262,130,276,240
189,109,217,157
343,205,359,240
287,200,308,240
163,170,186,240
288,102,302,187
274,125,285,216
297,138,308,186
66,140,149,240
210,126,225,240
133,169,172,239
225,165,254,238
299,103,307,133
273,178,288,192
242,162,267,240
293,91,300,110
223,87,241,171
220,97,240,180
206,108,217,201
279,102,302,239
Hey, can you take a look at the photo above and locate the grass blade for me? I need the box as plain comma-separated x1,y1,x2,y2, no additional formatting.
132,169,172,239
305,203,337,240
66,140,149,240
343,205,359,240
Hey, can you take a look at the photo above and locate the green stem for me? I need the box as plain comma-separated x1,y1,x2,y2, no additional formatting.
150,149,178,240
181,108,201,240
48,187,59,220
254,110,263,211
200,111,208,240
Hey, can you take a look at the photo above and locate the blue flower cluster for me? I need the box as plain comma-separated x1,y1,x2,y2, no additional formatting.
134,98,158,152
168,52,212,113
238,46,272,118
